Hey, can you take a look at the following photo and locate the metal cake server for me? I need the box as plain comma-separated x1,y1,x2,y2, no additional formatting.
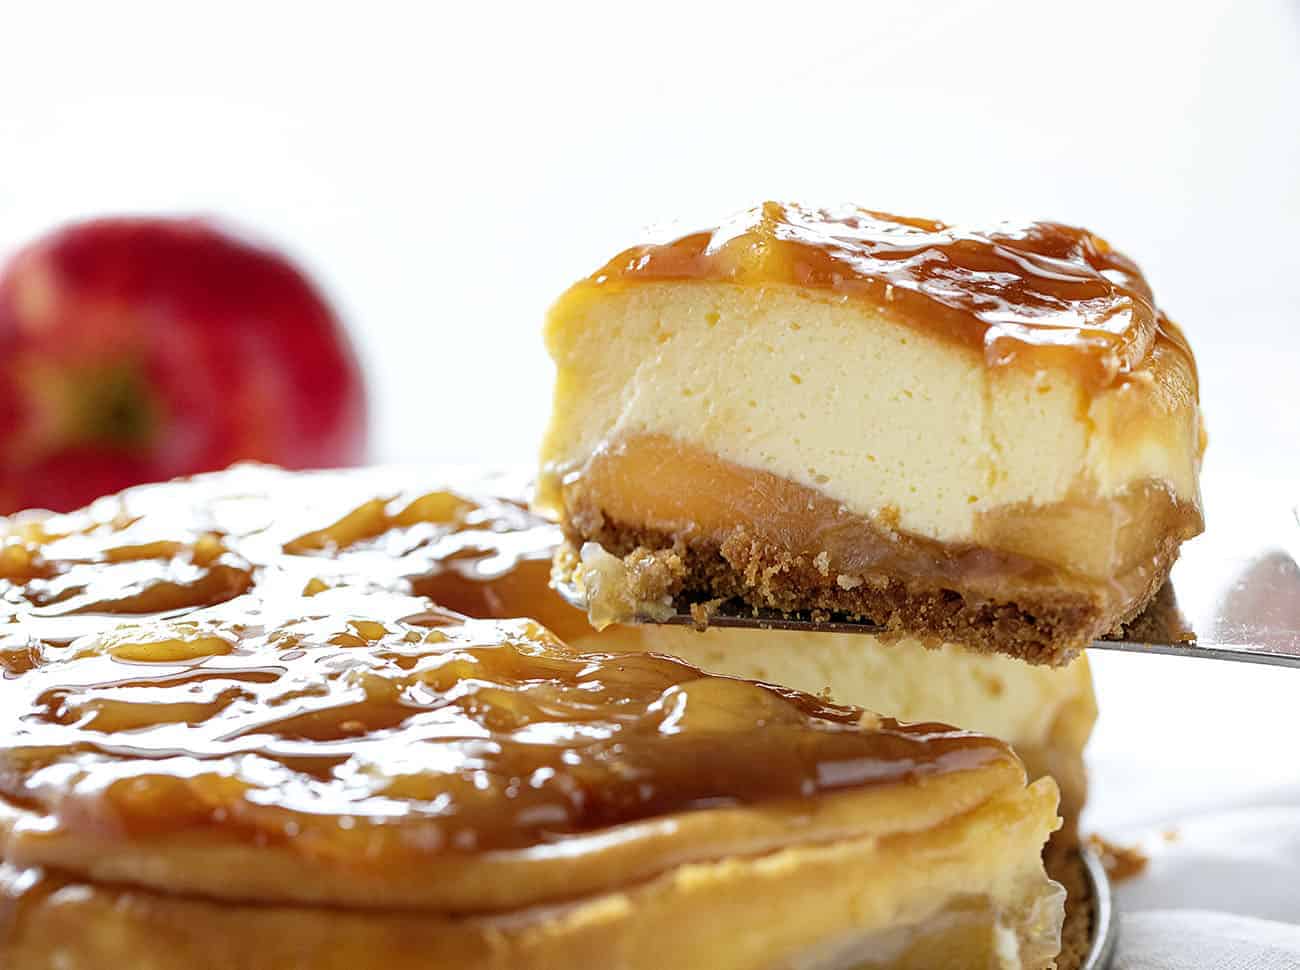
556,500,1300,669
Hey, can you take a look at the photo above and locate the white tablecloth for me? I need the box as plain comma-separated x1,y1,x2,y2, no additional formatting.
1089,650,1300,968
1115,911,1300,969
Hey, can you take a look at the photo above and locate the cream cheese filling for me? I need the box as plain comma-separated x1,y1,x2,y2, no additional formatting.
540,281,1202,548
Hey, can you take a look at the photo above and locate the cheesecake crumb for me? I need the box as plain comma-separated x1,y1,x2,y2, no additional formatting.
572,542,683,630
688,599,726,629
1086,834,1149,883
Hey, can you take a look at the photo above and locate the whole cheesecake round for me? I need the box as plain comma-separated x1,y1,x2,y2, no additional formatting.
0,466,1064,970
0,464,1091,859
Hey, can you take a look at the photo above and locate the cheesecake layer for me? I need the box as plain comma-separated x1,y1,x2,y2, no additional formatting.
0,466,1065,969
538,205,1205,659
538,258,1203,551
0,782,1063,970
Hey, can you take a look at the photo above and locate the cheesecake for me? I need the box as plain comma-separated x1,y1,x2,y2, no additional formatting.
537,202,1205,665
7,463,1091,856
0,470,1064,970
0,464,1091,858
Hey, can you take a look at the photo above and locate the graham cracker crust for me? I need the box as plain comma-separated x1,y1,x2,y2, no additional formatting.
1049,850,1095,970
1019,744,1087,875
565,519,1182,667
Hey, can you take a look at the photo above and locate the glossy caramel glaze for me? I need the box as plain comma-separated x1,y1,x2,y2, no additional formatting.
579,201,1194,388
0,466,1012,856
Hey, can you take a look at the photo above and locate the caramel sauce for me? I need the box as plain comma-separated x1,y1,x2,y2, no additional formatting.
0,467,1011,855
581,201,1194,388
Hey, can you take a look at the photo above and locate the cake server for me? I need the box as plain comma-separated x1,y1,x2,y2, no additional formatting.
555,501,1300,669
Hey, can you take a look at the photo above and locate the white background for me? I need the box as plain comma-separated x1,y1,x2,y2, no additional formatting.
3,0,1300,938
3,0,1298,474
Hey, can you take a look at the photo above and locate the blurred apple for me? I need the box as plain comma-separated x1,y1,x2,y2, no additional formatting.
0,217,368,513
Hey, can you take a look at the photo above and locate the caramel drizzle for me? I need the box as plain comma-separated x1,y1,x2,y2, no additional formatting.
582,201,1194,388
0,467,1011,854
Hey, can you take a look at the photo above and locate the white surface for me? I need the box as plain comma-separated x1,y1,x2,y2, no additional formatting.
3,2,1300,965
1114,911,1300,969
1089,652,1300,964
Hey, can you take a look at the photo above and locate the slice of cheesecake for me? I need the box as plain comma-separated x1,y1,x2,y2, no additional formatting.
537,202,1205,665
0,475,1065,970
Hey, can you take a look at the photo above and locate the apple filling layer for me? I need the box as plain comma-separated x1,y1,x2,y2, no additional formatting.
556,433,1201,665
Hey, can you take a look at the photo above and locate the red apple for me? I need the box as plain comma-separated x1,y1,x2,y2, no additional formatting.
0,217,368,513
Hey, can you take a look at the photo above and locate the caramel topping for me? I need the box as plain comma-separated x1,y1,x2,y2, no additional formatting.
0,466,559,638
581,201,1192,388
0,467,1011,856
